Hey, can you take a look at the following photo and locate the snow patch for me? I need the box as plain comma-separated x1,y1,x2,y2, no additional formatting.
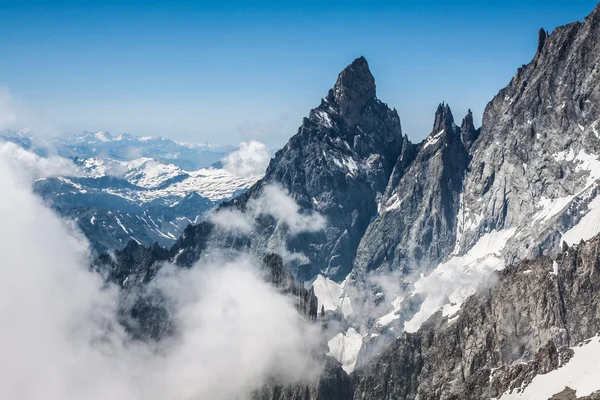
315,110,333,128
307,274,343,312
404,228,516,333
500,336,600,399
375,295,404,327
562,195,600,246
423,129,444,150
533,195,576,223
327,327,362,373
115,215,129,234
342,157,359,175
384,193,402,212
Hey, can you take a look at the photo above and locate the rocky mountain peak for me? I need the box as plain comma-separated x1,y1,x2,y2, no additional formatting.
460,109,474,131
589,2,600,18
326,56,377,126
432,102,455,134
537,27,548,53
460,108,479,149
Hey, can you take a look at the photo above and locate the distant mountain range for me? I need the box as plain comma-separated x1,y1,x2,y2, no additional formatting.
1,129,235,170
0,130,261,252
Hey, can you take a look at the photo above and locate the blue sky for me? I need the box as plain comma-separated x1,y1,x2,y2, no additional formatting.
0,0,598,146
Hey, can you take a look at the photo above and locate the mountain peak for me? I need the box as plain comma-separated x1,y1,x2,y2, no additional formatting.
460,109,479,148
537,28,548,53
326,56,376,126
461,109,474,130
433,102,454,133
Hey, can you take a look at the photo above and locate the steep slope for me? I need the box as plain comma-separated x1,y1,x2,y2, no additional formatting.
352,103,470,275
352,233,600,399
457,5,600,263
253,231,600,400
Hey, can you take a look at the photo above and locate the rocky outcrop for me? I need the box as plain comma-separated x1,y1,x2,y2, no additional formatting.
262,253,319,320
551,388,600,400
252,231,600,400
460,109,480,150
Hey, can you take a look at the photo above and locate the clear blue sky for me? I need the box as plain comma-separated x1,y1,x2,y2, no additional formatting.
1,0,598,146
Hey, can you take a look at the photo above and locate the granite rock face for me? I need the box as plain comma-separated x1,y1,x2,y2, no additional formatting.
456,3,600,265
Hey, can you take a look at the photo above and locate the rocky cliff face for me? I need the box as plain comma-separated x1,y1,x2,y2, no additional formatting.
252,4,600,399
456,3,600,265
255,56,405,280
350,2,600,279
352,103,470,276
251,232,600,400
333,2,600,363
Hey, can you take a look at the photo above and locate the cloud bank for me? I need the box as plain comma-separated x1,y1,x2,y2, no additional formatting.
222,140,270,177
0,153,321,400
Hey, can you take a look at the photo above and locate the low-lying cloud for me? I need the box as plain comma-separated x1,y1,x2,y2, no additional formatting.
0,140,80,180
222,140,270,177
0,152,321,399
210,184,327,236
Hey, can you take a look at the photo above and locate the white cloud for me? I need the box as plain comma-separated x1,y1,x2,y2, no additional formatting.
222,140,270,177
0,154,321,400
209,208,255,234
253,185,326,234
0,140,80,180
209,184,326,236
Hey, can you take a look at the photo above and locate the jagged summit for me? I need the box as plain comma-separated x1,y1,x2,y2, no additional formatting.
325,56,377,126
432,102,455,133
420,102,464,152
589,2,600,19
537,27,548,53
460,109,473,129
460,109,479,148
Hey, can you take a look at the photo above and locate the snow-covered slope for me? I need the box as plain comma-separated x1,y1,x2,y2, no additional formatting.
77,157,259,203
499,336,600,399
